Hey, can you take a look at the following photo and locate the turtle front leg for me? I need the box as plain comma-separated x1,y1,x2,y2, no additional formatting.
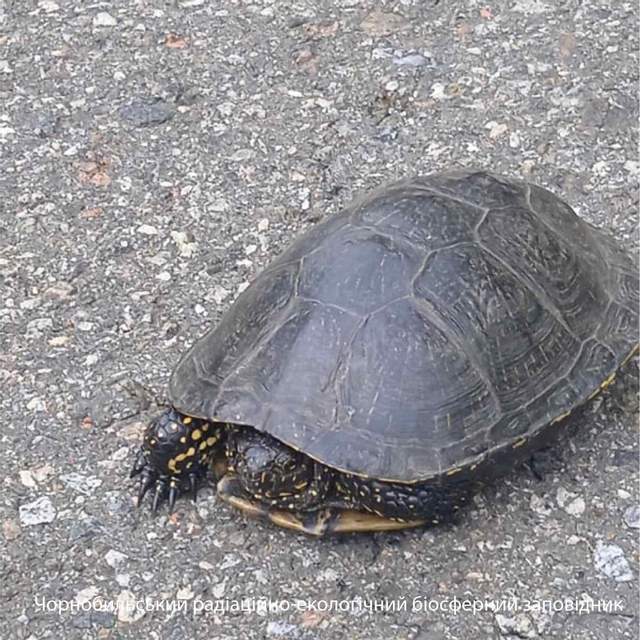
130,408,223,511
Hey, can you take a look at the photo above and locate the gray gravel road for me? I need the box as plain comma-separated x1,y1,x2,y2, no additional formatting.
1,1,638,639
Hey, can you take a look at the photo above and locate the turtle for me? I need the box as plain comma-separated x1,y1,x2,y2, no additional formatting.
130,170,639,536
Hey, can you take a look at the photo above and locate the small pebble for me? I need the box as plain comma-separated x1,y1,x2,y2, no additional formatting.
177,586,194,600
116,574,130,587
229,148,255,162
75,586,100,605
60,473,102,495
212,285,229,304
119,100,175,127
494,614,536,639
19,470,37,488
392,53,427,67
623,505,640,529
105,549,128,569
19,496,56,526
556,487,585,516
39,1,60,12
3,519,21,540
116,590,145,623
594,543,633,582
529,493,552,516
93,12,117,27
266,621,298,637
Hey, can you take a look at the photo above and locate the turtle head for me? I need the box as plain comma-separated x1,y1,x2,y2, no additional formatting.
226,427,332,511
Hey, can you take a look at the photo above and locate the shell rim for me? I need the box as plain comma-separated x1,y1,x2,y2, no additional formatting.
170,343,639,485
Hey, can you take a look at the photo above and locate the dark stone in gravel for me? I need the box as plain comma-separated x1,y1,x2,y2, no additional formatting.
611,449,639,467
118,99,176,127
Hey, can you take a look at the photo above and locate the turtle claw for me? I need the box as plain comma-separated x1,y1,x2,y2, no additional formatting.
189,472,203,503
137,468,157,506
130,430,210,512
130,449,147,479
168,480,179,513
152,477,168,513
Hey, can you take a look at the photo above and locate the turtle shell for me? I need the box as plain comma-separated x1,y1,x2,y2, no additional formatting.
170,171,638,482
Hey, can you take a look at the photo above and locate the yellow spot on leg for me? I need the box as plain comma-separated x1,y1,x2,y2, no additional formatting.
191,429,202,441
182,416,192,425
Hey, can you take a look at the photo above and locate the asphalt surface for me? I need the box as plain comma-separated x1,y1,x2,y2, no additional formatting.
1,1,639,639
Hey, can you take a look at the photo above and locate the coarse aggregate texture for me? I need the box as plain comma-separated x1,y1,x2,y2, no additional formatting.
0,1,638,639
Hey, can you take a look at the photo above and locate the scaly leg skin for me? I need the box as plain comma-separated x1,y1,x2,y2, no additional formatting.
217,475,427,536
130,408,223,512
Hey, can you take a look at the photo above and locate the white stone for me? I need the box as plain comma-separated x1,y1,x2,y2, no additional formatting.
49,336,70,348
19,470,37,488
138,224,158,235
556,487,585,516
431,82,446,99
623,505,640,529
594,543,633,582
75,586,99,605
26,397,46,412
171,230,196,257
60,473,102,495
116,590,145,622
213,285,229,305
176,586,194,600
93,12,117,27
105,549,128,568
229,148,254,162
529,493,552,516
513,0,549,14
495,613,536,639
39,1,60,12
212,580,226,598
19,496,56,525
